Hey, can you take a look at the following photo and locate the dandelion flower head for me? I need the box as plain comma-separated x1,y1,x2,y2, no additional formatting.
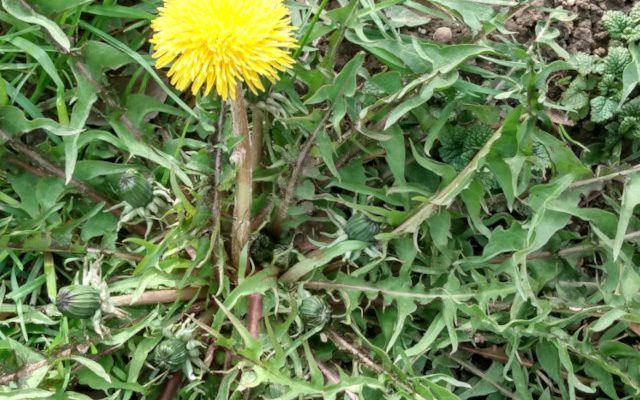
150,0,297,100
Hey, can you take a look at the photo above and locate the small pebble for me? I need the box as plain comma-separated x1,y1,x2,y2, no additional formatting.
433,27,453,43
566,0,576,7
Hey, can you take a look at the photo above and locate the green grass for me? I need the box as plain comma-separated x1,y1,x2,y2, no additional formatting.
1,1,640,399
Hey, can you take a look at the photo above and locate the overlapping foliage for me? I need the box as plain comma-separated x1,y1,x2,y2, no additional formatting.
0,1,639,399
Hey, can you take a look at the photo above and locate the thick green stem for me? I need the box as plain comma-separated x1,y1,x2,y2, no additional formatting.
248,106,265,340
231,91,263,346
230,83,253,270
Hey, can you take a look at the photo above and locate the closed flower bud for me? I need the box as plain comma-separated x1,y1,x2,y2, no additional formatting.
299,296,332,329
154,339,188,371
344,214,381,242
119,169,153,208
56,285,101,319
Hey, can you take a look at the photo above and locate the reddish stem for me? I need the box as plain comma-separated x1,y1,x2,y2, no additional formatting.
158,371,184,400
247,293,262,339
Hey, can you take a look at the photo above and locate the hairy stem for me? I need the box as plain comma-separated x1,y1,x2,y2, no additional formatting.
229,86,263,341
210,100,227,295
247,109,266,339
230,84,253,270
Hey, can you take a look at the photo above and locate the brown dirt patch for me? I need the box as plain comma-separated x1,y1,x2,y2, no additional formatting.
505,0,634,54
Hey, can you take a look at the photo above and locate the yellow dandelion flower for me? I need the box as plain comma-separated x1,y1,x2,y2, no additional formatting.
150,0,297,100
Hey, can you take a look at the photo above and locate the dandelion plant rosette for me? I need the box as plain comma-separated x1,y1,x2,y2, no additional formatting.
150,0,298,100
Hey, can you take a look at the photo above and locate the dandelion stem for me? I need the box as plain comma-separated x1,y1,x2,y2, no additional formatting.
230,83,253,271
248,107,264,340
229,85,263,340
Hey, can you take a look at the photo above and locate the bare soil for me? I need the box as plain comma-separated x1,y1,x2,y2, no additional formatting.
506,0,634,54
419,0,633,52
